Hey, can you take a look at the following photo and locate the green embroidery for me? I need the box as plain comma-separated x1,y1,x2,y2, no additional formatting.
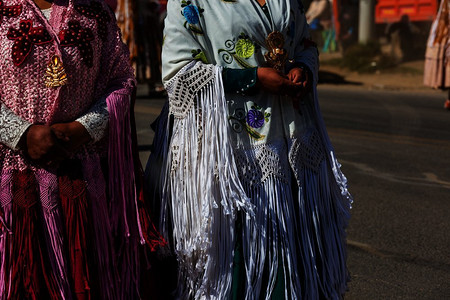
191,49,208,63
235,38,255,59
218,33,256,69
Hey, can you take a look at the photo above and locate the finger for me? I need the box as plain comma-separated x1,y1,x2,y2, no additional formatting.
51,128,70,142
288,72,294,81
292,75,303,84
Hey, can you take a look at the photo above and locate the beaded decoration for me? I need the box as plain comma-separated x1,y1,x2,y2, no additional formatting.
59,21,95,67
7,20,52,66
0,0,21,24
74,2,110,41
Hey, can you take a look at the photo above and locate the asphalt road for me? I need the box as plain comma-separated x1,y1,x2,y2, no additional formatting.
135,85,450,299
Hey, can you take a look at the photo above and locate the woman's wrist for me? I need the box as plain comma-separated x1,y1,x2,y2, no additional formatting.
222,67,258,95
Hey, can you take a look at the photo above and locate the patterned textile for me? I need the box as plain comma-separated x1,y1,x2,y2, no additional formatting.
424,0,450,88
152,0,353,299
0,0,164,299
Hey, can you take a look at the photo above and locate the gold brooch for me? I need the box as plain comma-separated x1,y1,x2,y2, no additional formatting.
44,55,68,88
264,31,288,72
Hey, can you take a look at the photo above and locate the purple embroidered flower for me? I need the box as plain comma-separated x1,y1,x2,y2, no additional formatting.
183,5,200,24
246,109,265,128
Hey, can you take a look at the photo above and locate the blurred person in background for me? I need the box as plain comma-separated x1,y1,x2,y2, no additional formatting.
424,0,450,109
0,0,164,298
136,0,165,97
116,0,138,65
306,0,333,50
338,0,358,52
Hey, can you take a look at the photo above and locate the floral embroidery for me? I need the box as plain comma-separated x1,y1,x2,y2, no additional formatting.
59,21,95,67
235,36,255,59
191,49,208,63
246,109,264,128
7,20,52,66
0,0,21,24
218,33,257,69
75,1,111,41
181,1,204,35
229,103,270,140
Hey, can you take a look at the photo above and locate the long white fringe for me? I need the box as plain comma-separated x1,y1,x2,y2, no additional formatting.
162,65,254,299
159,63,351,299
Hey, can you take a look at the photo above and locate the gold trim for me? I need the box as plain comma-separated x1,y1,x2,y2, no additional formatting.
44,55,68,88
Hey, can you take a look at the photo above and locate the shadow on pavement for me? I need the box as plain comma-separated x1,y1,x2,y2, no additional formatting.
348,240,450,274
318,70,362,86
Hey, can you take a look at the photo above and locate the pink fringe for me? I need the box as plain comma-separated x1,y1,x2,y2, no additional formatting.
0,170,13,299
82,155,119,300
106,89,143,298
35,169,72,300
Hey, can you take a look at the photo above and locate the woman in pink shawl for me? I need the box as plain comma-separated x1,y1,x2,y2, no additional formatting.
0,0,164,298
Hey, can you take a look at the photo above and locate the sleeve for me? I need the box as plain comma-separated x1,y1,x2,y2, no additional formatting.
222,67,258,94
0,102,32,151
162,1,259,99
75,96,108,142
161,0,208,84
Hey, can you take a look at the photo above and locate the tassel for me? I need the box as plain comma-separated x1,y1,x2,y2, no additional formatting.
82,156,118,300
8,170,60,300
163,63,253,299
0,170,13,298
107,88,143,298
36,169,72,299
58,162,91,300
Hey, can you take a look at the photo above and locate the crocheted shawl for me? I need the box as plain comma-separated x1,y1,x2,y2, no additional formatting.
0,0,136,168
159,0,352,299
0,0,164,298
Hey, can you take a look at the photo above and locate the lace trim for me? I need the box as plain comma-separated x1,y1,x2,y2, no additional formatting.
234,140,290,186
289,128,325,181
165,61,216,118
0,103,32,151
76,97,109,142
233,129,326,186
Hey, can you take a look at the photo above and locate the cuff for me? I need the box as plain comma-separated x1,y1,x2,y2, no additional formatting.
76,97,109,142
0,103,32,151
222,67,258,95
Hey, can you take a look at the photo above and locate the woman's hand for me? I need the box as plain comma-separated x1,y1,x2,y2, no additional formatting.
51,121,92,152
25,124,68,166
257,67,303,97
287,67,312,99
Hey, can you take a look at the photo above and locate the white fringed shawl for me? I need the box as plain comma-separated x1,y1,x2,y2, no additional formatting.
159,1,352,299
162,61,254,299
